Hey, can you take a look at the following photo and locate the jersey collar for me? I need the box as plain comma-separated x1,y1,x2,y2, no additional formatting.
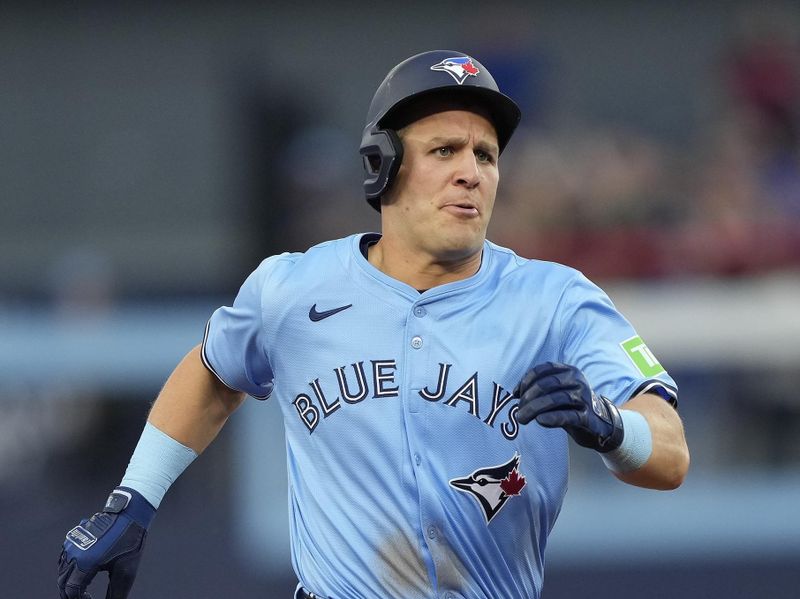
349,233,493,300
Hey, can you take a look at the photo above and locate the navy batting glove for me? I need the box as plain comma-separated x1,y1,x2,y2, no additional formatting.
58,487,155,599
514,362,624,453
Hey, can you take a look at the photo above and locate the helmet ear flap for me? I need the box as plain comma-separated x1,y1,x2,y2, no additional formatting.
359,128,403,212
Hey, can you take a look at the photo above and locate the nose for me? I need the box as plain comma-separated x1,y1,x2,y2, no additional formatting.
453,151,480,189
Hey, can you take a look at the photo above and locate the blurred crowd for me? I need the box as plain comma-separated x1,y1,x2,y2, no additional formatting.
491,12,800,281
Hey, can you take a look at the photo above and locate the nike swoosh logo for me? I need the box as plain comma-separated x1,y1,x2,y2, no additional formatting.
309,303,353,322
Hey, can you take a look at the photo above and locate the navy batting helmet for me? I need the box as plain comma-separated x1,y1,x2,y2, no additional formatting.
359,50,522,211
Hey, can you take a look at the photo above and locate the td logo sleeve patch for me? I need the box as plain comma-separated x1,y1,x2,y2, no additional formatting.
620,336,665,377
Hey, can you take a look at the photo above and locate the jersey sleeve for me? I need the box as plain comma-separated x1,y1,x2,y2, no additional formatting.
201,260,275,400
558,273,678,407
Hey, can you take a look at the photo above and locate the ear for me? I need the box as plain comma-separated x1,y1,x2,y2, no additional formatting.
359,128,403,211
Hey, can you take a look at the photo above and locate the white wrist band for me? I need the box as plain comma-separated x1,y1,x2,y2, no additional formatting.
601,409,652,473
120,421,198,508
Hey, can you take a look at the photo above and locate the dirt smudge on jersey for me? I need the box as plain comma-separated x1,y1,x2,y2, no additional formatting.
375,531,431,596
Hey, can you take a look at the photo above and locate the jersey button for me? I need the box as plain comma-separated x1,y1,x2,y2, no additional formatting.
411,336,423,349
413,306,426,317
414,453,421,466
426,525,438,540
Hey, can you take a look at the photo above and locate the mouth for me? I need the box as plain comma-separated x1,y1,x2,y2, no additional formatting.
442,201,480,217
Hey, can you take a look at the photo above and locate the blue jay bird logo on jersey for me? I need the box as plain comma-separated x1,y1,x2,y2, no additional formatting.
430,56,480,85
450,454,527,523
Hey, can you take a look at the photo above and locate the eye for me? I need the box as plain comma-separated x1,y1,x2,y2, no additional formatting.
436,146,453,157
475,149,495,164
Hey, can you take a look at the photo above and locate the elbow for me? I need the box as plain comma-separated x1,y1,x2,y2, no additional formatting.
675,446,691,488
659,445,691,490
660,470,686,491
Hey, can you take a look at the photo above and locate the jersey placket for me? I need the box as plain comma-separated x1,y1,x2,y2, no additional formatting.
399,297,443,591
402,297,466,599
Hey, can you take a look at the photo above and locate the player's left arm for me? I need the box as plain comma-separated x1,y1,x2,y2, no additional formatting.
536,274,689,489
515,362,689,491
612,392,689,490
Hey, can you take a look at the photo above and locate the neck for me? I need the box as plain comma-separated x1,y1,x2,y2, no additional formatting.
367,237,483,290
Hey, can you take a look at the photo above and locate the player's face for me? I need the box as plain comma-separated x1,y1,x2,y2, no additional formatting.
383,109,500,263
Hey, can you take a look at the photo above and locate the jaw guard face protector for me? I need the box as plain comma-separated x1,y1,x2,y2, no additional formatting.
359,50,522,211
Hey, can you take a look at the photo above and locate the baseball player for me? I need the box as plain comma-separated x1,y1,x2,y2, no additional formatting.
58,50,689,599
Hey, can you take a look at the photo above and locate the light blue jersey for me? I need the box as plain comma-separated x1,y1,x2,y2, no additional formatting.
202,233,677,599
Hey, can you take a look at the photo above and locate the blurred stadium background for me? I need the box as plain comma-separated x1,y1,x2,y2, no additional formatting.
2,1,800,597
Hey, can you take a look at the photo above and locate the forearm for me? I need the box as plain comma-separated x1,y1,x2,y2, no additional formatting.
118,345,246,508
148,344,246,454
612,392,690,490
58,347,247,595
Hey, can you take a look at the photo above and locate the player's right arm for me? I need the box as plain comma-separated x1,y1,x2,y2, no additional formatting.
57,344,245,599
147,344,246,453
59,255,276,598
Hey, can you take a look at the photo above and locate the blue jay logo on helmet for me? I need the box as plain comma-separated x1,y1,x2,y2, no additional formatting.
430,56,480,85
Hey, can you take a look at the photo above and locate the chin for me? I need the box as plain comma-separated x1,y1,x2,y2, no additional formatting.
436,234,485,261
